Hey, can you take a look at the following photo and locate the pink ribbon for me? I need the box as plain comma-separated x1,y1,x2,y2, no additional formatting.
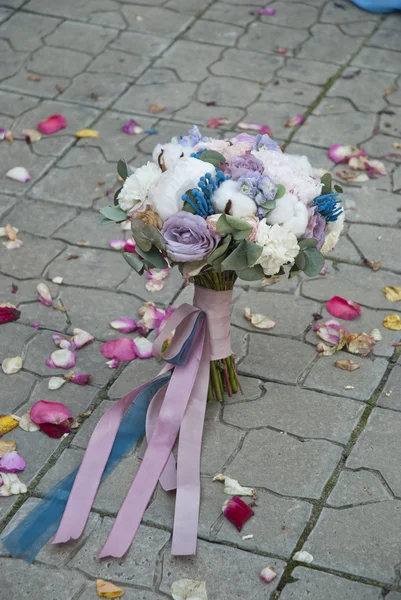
52,286,233,558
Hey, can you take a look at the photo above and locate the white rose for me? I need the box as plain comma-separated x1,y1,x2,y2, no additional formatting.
266,191,308,237
118,162,161,212
320,211,345,254
211,179,257,218
147,157,216,222
152,141,192,170
254,221,299,276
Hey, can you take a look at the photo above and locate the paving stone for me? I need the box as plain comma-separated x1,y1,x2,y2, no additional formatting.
24,0,121,21
200,420,242,474
223,375,264,405
298,24,361,65
296,111,377,148
362,134,401,164
77,584,163,600
0,12,60,52
0,194,15,218
44,21,118,54
27,45,92,78
25,377,99,418
377,366,401,410
0,233,65,278
304,352,387,402
0,274,59,305
338,20,377,37
0,370,37,414
348,224,401,273
279,567,382,600
198,75,261,107
343,186,401,226
224,383,363,444
115,80,197,116
379,108,401,138
229,428,342,498
160,538,286,599
326,234,361,262
88,49,150,77
327,469,391,507
60,286,144,342
72,400,114,449
17,299,68,331
211,48,283,84
165,0,212,13
173,102,245,129
328,68,395,113
136,67,178,85
185,19,243,46
354,47,401,75
0,40,28,80
53,210,121,249
240,335,316,384
387,594,401,600
0,7,12,22
0,140,56,196
203,2,257,26
277,58,339,86
0,558,87,599
240,22,309,56
320,1,378,23
89,10,126,29
122,5,193,37
302,500,401,583
1,68,72,99
368,26,401,52
110,31,170,57
3,199,77,237
250,101,309,139
394,165,401,192
155,40,221,82
119,267,184,306
260,80,321,108
70,516,170,585
261,0,317,28
61,72,130,108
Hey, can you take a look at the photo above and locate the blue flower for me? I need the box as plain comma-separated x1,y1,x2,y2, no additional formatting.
238,172,277,215
179,125,209,147
182,169,228,217
253,133,281,152
313,193,343,222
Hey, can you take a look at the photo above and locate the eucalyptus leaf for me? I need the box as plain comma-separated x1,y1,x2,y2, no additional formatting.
135,245,168,269
259,198,276,211
225,215,253,231
295,249,306,270
207,237,232,265
197,150,227,167
298,237,318,249
122,252,144,274
303,247,325,277
334,184,343,193
236,264,265,281
289,264,301,279
245,240,263,266
131,219,165,252
113,186,123,206
275,184,285,199
98,216,114,226
233,229,252,241
221,240,248,271
100,206,127,222
117,159,132,181
216,214,234,236
321,173,332,195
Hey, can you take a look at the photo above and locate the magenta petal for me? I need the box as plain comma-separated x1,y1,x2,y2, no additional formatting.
48,348,76,369
0,305,20,325
285,114,304,127
37,115,67,135
206,117,231,129
109,318,137,334
71,372,91,385
0,127,6,141
124,239,136,253
327,144,366,164
326,296,362,320
71,328,94,349
39,421,71,439
257,7,276,15
106,358,120,368
122,119,143,135
30,400,73,426
222,496,254,532
101,338,137,362
238,121,271,135
0,451,26,473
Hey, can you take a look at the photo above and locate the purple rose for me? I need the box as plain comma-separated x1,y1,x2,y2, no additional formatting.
229,154,264,180
302,206,326,249
162,211,218,262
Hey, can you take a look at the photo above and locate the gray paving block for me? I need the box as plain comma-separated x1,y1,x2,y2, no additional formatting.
121,4,193,37
0,233,65,278
0,370,37,414
348,224,401,273
260,80,322,108
327,68,396,113
53,210,121,249
160,538,286,599
320,1,379,23
88,49,150,77
279,567,382,600
0,194,15,218
77,584,163,600
277,58,339,85
185,19,243,46
108,358,162,399
0,68,72,99
203,2,257,26
114,80,197,116
297,24,361,65
368,26,401,52
165,0,212,14
44,21,118,54
302,500,401,583
246,101,306,139
119,267,184,306
261,1,318,27
354,47,401,75
3,199,77,237
200,420,242,475
61,72,130,109
198,75,261,107
377,366,401,410
224,374,264,405
27,45,92,78
154,40,222,82
224,383,363,443
327,469,391,507
23,377,99,419
17,300,68,331
24,0,121,21
343,187,401,226
296,111,377,148
239,22,309,55
0,140,57,196
211,48,284,83
228,428,342,498
326,234,361,263
110,31,170,57
173,102,245,129
0,12,60,52
0,40,28,80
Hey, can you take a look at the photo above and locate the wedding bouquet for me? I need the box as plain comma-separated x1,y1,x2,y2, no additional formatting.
101,126,344,400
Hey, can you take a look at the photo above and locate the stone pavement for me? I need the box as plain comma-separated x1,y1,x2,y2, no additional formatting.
0,0,401,597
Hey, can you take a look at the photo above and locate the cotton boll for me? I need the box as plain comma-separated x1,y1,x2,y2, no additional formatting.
152,142,192,170
284,154,314,176
212,179,257,218
266,192,309,236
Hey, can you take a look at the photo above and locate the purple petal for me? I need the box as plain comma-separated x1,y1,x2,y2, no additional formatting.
122,119,143,135
0,451,26,473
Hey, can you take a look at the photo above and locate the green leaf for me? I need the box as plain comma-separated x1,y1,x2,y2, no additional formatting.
216,214,234,236
275,184,285,199
117,159,132,181
233,229,252,241
131,219,165,252
302,247,325,277
221,240,248,271
321,173,332,195
207,236,232,266
113,186,123,206
135,246,168,269
225,215,252,232
245,241,262,266
236,264,265,281
298,237,318,249
295,249,306,270
98,216,114,226
100,206,127,222
259,198,276,211
197,150,227,168
289,264,301,279
122,252,144,274
334,184,343,193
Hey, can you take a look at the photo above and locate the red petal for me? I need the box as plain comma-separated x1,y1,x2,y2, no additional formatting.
222,496,254,532
326,296,362,320
37,115,67,135
0,305,20,325
39,420,71,438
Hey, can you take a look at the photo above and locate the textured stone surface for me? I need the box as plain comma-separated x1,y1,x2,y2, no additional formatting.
348,224,401,273
327,469,391,507
377,366,401,410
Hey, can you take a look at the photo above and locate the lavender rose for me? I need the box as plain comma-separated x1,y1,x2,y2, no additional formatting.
302,206,326,249
229,154,264,180
162,211,218,262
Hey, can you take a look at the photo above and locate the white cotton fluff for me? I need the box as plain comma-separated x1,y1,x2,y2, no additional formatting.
152,142,192,170
266,192,309,237
211,179,257,218
284,154,315,176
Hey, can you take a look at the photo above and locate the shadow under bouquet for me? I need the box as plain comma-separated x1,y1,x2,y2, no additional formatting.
101,126,344,402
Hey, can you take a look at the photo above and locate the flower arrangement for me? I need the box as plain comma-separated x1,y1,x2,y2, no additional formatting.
101,126,344,400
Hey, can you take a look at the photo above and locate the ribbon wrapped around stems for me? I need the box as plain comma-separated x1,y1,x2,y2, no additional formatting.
3,286,233,561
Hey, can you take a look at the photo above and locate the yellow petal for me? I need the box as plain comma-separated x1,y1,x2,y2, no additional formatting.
96,579,124,598
0,415,19,436
382,286,401,302
75,128,99,138
383,314,401,330
0,439,17,457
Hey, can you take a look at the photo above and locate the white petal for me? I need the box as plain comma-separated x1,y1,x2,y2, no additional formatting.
48,376,66,390
213,474,255,497
19,412,40,432
2,356,22,374
171,579,208,600
293,550,313,564
6,167,31,182
370,328,382,341
52,276,63,284
0,473,27,496
3,239,23,249
145,279,164,292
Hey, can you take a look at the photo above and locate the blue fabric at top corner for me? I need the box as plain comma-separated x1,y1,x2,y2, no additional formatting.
349,0,401,12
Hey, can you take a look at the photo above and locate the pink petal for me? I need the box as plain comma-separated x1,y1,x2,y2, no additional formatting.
285,114,304,127
109,239,126,250
145,279,165,293
136,321,149,336
138,302,166,330
6,167,31,182
275,47,288,55
52,333,72,350
122,119,143,135
0,451,26,473
32,322,40,329
47,348,76,369
206,117,232,129
222,496,254,532
30,400,73,425
65,372,91,385
36,283,52,307
109,318,137,334
0,127,6,141
260,567,277,584
22,127,42,143
71,328,94,349
238,121,272,135
106,358,120,368
100,338,137,362
328,144,366,164
0,304,20,324
326,296,362,320
37,114,67,135
124,239,136,253
131,336,153,359
147,268,170,281
365,158,387,176
257,7,276,15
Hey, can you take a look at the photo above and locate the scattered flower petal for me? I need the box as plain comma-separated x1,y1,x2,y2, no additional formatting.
46,348,76,370
348,156,387,176
244,307,275,330
0,473,27,496
213,473,255,497
293,551,313,564
260,567,277,584
242,534,254,540
106,358,120,368
6,166,31,182
52,333,72,350
326,296,361,320
109,239,126,251
110,319,137,335
382,286,401,302
364,258,381,271
75,128,99,138
64,371,91,385
328,144,366,164
0,303,20,325
313,318,347,346
131,336,153,359
383,314,401,331
148,103,165,114
36,282,52,307
206,117,232,129
101,338,136,362
238,121,272,135
0,440,16,457
51,276,63,284
48,377,66,390
22,128,42,142
0,127,6,141
336,170,369,182
2,356,22,375
222,496,254,532
275,47,288,55
335,359,361,371
122,119,143,135
0,451,26,473
30,400,73,439
346,332,375,355
370,328,382,341
385,86,397,96
0,223,18,241
145,279,164,292
285,114,304,127
138,301,167,330
37,114,67,135
32,322,40,329
342,69,361,80
18,412,40,432
316,342,340,356
171,579,207,600
96,579,125,598
393,142,401,149
0,415,19,435
147,268,170,281
257,7,276,14
3,239,23,249
28,74,41,81
72,328,94,349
